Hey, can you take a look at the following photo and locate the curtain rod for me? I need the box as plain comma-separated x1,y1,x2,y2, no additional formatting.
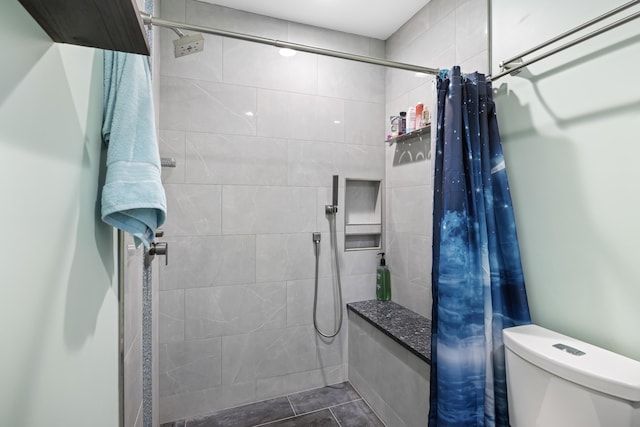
140,12,440,76
491,1,640,81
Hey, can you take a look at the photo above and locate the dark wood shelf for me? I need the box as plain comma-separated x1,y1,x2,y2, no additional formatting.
18,0,149,55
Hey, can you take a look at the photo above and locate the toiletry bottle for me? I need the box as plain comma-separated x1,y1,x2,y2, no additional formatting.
399,112,407,135
376,252,391,301
390,116,399,137
415,103,424,128
421,107,431,127
407,107,416,133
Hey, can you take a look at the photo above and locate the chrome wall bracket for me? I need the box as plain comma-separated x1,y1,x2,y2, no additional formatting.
499,58,524,76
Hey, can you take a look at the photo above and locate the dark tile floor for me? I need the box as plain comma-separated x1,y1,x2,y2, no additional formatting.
161,382,385,427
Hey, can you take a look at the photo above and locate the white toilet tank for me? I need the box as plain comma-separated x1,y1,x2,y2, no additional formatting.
503,324,640,427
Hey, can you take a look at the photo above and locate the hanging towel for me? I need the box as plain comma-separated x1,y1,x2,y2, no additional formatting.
101,51,166,249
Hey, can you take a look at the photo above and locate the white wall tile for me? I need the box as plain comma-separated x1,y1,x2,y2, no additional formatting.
159,338,222,397
315,327,347,368
184,283,286,339
386,69,422,107
159,235,256,289
410,13,457,68
337,234,380,276
185,1,287,39
286,278,314,327
223,39,318,94
159,289,185,344
159,31,223,83
159,389,207,423
430,44,457,71
344,100,386,146
256,233,329,283
386,230,410,283
256,89,345,142
288,22,372,56
317,57,385,103
159,0,185,21
286,277,336,328
388,185,431,238
386,147,432,187
286,140,338,187
342,274,377,303
221,326,318,385
316,187,346,233
348,314,430,427
159,130,186,184
455,0,488,65
286,274,376,329
186,133,288,185
163,184,222,236
429,0,457,28
370,39,386,59
287,140,384,187
159,76,256,135
459,50,489,74
392,275,432,318
159,380,258,424
202,381,257,414
222,186,317,234
256,365,345,401
408,233,432,289
386,5,431,57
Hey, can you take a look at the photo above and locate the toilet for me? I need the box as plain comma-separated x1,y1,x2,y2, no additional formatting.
503,324,640,427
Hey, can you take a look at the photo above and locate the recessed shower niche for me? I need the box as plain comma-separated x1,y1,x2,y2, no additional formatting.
344,179,382,251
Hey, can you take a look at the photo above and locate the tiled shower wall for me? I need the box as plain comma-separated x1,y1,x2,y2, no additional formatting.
384,0,489,318
156,0,385,422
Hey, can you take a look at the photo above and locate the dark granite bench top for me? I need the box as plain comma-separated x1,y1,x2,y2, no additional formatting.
347,300,432,364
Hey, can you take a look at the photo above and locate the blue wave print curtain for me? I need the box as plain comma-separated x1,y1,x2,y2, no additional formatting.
429,66,531,427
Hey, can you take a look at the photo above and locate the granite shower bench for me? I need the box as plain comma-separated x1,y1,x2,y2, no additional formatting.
347,300,432,427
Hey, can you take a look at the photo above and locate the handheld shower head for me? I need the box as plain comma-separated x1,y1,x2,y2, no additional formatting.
325,175,339,215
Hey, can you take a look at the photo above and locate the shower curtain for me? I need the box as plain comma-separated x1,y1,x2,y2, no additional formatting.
429,66,531,427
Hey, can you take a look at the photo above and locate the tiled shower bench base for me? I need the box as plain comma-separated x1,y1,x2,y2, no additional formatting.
347,300,432,427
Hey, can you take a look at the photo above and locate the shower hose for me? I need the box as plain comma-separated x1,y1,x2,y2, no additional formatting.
312,213,343,338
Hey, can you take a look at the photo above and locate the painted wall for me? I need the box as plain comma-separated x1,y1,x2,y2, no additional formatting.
492,0,640,360
155,0,384,422
0,1,118,426
385,0,489,318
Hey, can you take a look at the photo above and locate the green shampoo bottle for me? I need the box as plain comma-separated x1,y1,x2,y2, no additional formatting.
376,252,391,301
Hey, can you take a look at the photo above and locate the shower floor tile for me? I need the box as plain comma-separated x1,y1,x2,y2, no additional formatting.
287,382,361,415
160,382,384,427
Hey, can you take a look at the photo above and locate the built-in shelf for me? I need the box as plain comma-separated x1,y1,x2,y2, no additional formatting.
344,179,382,251
386,124,431,145
345,224,382,236
18,0,150,55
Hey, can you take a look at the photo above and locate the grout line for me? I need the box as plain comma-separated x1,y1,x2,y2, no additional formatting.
328,397,363,410
251,406,332,427
286,394,297,416
329,407,344,427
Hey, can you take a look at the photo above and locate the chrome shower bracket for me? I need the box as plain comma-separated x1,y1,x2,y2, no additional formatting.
325,205,338,215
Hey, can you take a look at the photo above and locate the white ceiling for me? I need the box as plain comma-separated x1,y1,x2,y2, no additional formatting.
199,0,431,40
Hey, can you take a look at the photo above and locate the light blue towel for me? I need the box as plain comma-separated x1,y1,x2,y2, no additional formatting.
101,51,166,249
